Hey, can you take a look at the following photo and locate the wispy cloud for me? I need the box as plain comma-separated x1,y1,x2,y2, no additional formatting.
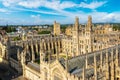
0,0,120,25
30,14,41,24
31,14,40,18
0,8,8,12
79,1,107,9
18,0,43,8
2,0,20,7
10,7,61,15
18,0,76,10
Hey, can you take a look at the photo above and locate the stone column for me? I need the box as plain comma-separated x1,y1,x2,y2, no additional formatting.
22,51,26,78
111,48,114,80
51,42,54,50
44,41,46,51
100,51,103,69
85,54,88,69
105,49,109,80
48,50,51,63
65,50,68,80
115,45,119,79
115,45,118,67
55,42,57,54
66,50,68,72
51,42,54,54
40,42,43,50
82,66,86,80
48,43,50,52
31,44,35,62
58,41,61,53
35,43,38,54
56,47,59,60
94,53,97,80
26,44,29,51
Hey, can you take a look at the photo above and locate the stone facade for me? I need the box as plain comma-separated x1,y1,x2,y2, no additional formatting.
62,16,120,56
1,16,120,80
22,44,120,80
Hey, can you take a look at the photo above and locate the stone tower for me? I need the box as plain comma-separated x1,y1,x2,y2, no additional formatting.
87,15,92,31
85,15,93,53
53,21,61,35
74,16,79,31
72,16,79,56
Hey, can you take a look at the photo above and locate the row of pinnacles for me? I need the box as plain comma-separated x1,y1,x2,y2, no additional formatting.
0,15,120,80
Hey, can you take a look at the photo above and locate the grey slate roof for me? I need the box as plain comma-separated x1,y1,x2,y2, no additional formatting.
59,45,119,77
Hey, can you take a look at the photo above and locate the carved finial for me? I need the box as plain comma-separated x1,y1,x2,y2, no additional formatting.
54,21,56,24
66,49,69,72
40,49,46,63
88,15,92,22
17,49,21,61
82,65,85,80
75,16,79,30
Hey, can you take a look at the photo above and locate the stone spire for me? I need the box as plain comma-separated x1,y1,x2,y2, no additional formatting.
82,65,86,80
65,50,69,72
30,41,35,62
54,21,56,24
87,15,92,31
17,48,21,61
48,50,51,63
94,53,97,80
100,51,103,69
74,16,79,31
111,48,114,80
40,49,45,63
85,54,88,69
116,45,118,67
56,47,59,60
105,49,109,80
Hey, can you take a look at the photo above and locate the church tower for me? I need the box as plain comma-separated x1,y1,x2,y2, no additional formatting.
86,15,92,31
53,21,61,35
85,15,93,53
72,16,79,56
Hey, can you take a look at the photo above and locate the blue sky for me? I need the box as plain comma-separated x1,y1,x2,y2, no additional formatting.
0,0,120,25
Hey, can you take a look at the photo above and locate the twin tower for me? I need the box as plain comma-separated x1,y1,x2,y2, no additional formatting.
74,15,92,31
73,15,93,56
53,16,93,36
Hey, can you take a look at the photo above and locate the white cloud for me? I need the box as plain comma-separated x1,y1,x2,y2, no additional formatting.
18,0,44,8
2,0,20,7
1,0,120,24
79,1,107,9
53,11,120,23
30,14,41,24
12,7,61,15
100,12,120,23
43,1,76,10
31,14,40,18
18,0,76,10
59,1,76,9
0,8,8,12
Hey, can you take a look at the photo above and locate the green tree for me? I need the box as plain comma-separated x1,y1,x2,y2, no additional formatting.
38,31,51,34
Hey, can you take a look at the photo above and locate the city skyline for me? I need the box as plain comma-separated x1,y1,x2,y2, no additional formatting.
0,0,120,25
